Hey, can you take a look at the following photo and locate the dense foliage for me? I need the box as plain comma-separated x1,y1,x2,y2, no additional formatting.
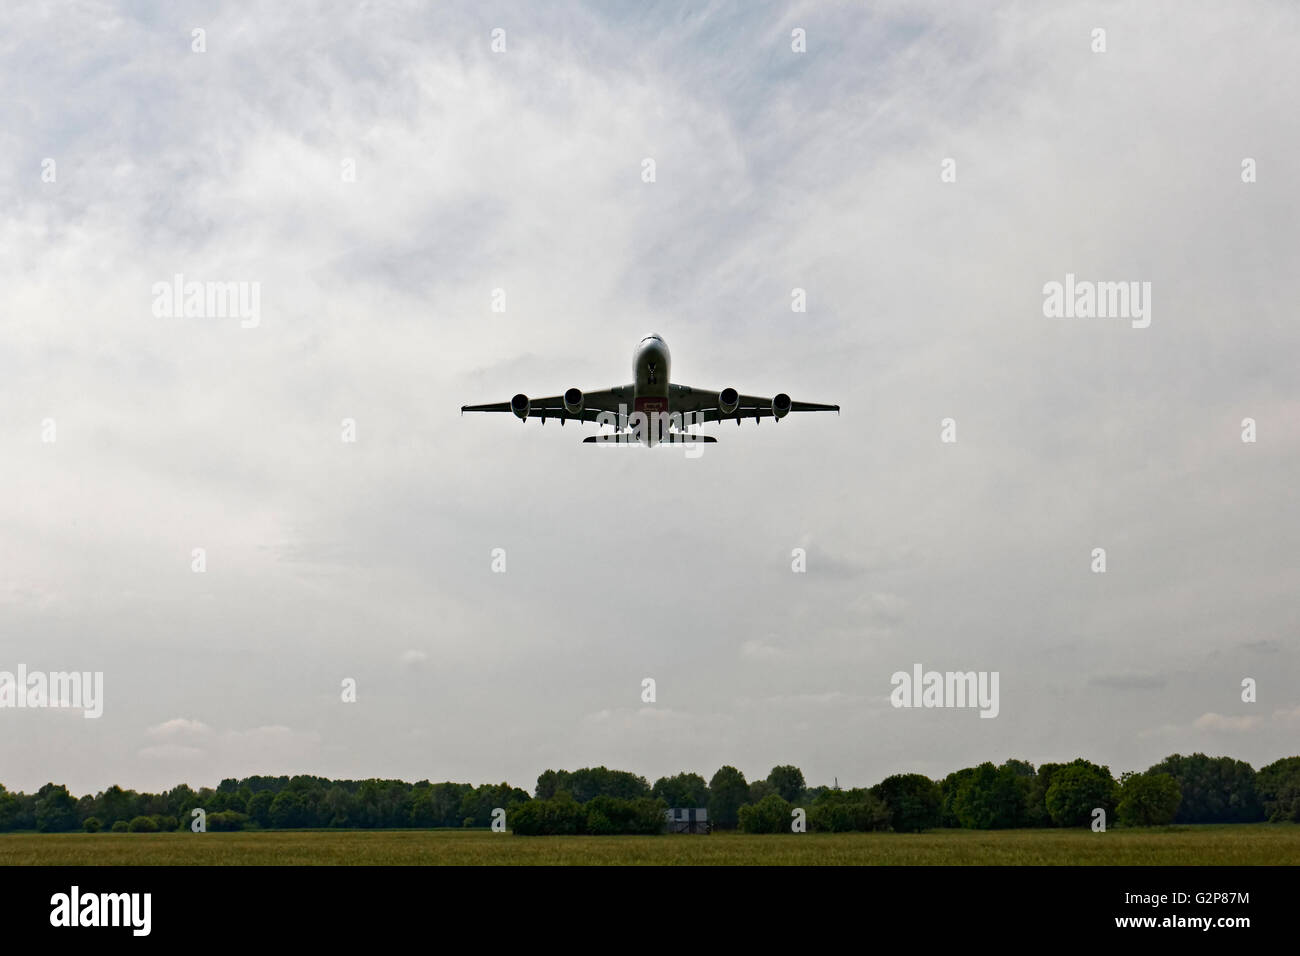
738,793,794,833
1117,772,1182,826
1,754,1292,835
1146,753,1261,823
1255,756,1300,822
871,774,943,832
511,794,666,835
808,788,892,832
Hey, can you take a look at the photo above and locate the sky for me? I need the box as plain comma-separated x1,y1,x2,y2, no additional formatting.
1,0,1297,797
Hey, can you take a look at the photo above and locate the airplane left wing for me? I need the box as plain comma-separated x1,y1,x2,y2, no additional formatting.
669,384,839,423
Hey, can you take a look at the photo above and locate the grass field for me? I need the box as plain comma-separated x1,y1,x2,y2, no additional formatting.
2,824,1297,865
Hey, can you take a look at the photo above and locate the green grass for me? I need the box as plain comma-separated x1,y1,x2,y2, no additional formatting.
2,824,1298,865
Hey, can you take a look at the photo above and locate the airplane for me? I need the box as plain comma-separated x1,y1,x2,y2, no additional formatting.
460,334,839,445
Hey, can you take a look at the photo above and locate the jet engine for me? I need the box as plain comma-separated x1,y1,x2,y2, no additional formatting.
772,393,792,420
510,393,530,420
563,387,584,416
719,386,740,416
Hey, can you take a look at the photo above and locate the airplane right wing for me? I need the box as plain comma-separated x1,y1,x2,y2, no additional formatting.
461,385,635,424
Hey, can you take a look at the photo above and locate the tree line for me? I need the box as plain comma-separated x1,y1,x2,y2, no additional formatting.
1,752,1296,835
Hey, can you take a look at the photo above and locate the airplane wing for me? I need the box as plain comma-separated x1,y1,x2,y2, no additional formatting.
669,384,839,423
461,386,634,423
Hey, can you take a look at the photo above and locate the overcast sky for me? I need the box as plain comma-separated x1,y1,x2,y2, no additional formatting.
1,1,1297,797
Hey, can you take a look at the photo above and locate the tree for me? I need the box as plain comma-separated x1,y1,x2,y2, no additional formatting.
508,799,548,835
319,786,357,828
708,766,749,829
354,779,409,828
738,793,793,833
0,785,18,832
1255,756,1300,822
871,774,942,832
533,768,649,803
166,784,198,819
535,770,563,800
747,779,776,804
96,785,139,828
1117,772,1181,826
766,766,806,803
539,792,585,834
247,790,275,827
459,782,529,827
82,816,102,833
510,792,588,835
584,796,667,835
951,762,1028,829
940,767,978,828
409,784,437,827
651,772,708,807
1146,754,1261,823
1003,759,1039,826
1026,763,1062,827
429,783,471,827
35,784,78,832
509,791,588,835
1044,761,1118,827
269,791,307,828
809,789,891,832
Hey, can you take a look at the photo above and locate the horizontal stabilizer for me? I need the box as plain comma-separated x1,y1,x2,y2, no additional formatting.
582,433,717,444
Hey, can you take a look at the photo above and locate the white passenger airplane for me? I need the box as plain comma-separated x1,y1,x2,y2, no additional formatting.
460,334,839,445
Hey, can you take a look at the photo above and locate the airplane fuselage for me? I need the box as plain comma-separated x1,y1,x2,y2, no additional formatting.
632,333,671,421
625,334,687,445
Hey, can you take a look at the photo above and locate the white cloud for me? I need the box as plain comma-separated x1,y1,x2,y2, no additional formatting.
146,718,213,738
1193,713,1263,733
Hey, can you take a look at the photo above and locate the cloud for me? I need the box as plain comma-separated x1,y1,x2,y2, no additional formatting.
1192,713,1262,733
399,649,428,667
1141,705,1300,741
2,2,1298,794
756,691,865,707
146,718,213,738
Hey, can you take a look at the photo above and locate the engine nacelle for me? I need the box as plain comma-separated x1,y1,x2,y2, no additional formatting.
719,386,740,416
772,392,792,420
563,387,584,416
510,393,530,420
